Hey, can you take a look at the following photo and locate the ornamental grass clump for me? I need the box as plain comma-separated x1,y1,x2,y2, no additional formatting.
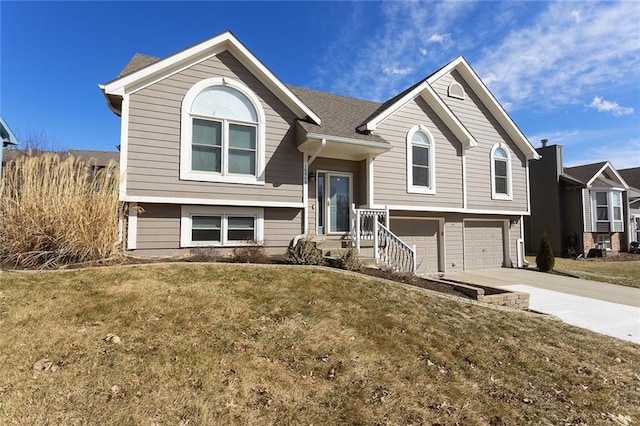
0,153,122,269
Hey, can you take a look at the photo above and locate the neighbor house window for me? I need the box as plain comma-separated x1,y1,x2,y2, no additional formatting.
596,233,611,249
595,192,609,222
180,78,265,185
612,191,622,222
490,143,512,200
181,206,264,247
406,125,436,194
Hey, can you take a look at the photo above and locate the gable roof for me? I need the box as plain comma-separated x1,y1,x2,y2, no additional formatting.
427,57,540,160
100,31,321,125
1,116,19,147
564,161,629,189
356,75,478,150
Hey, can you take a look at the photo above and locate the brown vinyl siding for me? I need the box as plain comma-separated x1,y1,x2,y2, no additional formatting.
126,51,303,204
373,97,463,208
431,71,528,212
135,203,300,251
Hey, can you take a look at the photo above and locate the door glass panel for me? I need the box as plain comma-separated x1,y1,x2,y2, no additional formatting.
329,175,350,233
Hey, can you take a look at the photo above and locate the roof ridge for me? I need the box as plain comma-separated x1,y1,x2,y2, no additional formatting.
286,84,381,106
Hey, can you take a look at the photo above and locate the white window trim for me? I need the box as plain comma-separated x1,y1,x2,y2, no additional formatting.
406,124,436,195
591,190,624,231
490,142,513,200
180,77,266,185
596,233,612,250
180,205,264,247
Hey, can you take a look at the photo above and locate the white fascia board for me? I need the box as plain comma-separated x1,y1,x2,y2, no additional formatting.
305,132,391,150
586,162,630,189
419,85,477,149
428,57,540,161
360,81,477,149
369,203,530,216
101,31,320,125
123,195,304,209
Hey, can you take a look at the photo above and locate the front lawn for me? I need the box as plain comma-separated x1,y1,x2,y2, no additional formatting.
527,255,640,289
0,264,638,424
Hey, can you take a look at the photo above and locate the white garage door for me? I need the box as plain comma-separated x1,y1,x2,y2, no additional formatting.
390,219,440,275
464,221,505,270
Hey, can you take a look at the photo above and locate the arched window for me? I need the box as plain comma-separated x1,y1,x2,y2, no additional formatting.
180,77,265,184
491,143,512,200
406,125,436,194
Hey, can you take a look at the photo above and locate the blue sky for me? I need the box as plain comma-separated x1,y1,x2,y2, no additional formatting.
2,1,639,168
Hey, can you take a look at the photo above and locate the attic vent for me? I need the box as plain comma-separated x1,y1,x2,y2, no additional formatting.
448,82,465,100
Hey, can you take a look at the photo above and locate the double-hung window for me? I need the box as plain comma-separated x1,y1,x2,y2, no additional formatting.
595,192,609,222
491,143,512,200
406,125,435,194
593,191,624,232
181,206,264,247
180,78,265,185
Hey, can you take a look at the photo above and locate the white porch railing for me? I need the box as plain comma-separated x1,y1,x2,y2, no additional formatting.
351,204,388,249
350,204,416,274
375,222,416,274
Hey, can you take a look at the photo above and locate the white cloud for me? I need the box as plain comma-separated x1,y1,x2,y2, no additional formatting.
475,2,640,111
419,48,428,56
428,33,450,44
565,139,640,170
586,96,634,116
384,66,413,76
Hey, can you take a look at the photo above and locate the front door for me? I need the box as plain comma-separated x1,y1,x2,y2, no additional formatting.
328,174,351,233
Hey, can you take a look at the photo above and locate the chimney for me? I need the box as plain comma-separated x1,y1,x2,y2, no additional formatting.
541,138,548,148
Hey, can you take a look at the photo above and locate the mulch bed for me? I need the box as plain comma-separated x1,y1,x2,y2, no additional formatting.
359,267,473,299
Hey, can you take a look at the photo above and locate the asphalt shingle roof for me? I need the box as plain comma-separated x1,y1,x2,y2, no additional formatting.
562,162,607,185
117,53,161,78
619,167,640,190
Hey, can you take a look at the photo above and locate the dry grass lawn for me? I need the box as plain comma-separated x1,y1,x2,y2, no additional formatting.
0,264,638,425
528,256,640,289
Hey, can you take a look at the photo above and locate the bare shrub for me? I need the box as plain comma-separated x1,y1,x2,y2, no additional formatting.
231,241,268,263
189,247,221,262
336,247,364,271
0,154,121,269
286,237,324,265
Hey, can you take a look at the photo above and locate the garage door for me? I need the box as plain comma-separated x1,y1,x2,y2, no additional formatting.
390,219,439,275
464,221,505,270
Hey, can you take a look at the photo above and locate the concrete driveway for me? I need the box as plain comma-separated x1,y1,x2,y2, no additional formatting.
444,268,640,344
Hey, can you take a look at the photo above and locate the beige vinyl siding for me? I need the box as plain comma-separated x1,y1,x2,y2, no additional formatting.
126,50,302,204
136,203,181,250
431,71,528,212
373,97,463,208
135,203,300,251
263,208,302,249
583,189,593,232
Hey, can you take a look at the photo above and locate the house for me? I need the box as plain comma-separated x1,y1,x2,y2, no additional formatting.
618,167,640,246
1,149,119,175
526,141,631,256
0,116,19,183
99,31,540,274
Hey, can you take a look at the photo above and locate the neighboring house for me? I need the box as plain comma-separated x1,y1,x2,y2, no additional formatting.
618,167,640,245
99,31,540,274
0,116,19,182
1,148,119,179
526,141,630,256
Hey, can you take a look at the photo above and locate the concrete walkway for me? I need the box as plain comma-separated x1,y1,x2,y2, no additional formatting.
444,268,640,344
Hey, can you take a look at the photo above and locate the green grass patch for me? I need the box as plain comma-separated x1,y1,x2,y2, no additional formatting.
527,256,640,289
0,264,638,424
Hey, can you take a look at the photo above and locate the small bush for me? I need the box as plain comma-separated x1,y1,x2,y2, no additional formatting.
231,241,268,263
287,237,324,265
189,247,221,262
536,232,555,272
336,247,364,272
